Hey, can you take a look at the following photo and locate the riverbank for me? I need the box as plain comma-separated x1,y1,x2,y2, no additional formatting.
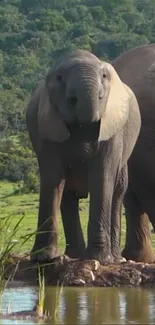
1,182,155,288
4,253,155,287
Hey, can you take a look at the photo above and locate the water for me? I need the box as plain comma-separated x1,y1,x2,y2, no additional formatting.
1,285,155,324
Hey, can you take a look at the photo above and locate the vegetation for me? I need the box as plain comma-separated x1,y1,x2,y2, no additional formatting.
38,266,45,316
1,181,155,254
1,0,155,191
0,199,35,311
0,0,155,253
0,181,87,253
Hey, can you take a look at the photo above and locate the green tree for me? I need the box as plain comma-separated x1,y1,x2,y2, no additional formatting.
1,0,155,187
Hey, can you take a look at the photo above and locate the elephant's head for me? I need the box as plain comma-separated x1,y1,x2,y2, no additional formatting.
38,50,130,142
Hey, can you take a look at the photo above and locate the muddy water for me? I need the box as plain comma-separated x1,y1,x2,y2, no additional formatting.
2,285,155,324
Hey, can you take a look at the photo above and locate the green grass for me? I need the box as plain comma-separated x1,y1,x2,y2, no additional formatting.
0,181,155,253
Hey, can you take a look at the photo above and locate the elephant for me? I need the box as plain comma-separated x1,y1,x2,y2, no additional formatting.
112,43,155,263
26,49,141,264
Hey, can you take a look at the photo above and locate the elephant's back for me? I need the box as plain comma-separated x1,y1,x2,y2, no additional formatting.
113,45,155,181
112,44,155,119
112,44,155,82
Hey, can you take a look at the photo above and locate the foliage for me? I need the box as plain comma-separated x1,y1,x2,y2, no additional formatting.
0,181,155,254
0,135,38,192
0,0,155,191
38,266,45,316
0,213,33,308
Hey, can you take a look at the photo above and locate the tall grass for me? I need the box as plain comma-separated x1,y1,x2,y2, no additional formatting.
54,281,64,322
0,215,23,307
37,267,64,320
38,266,45,316
0,214,63,319
0,214,35,311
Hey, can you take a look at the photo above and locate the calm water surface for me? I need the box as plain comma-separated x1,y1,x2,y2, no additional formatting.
1,285,155,324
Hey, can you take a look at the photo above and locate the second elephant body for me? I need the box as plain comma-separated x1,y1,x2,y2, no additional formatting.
113,43,155,263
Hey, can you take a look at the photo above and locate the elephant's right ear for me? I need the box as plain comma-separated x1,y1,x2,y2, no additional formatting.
38,83,70,143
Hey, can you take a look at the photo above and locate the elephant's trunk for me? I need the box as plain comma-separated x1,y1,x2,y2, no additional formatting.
66,65,102,123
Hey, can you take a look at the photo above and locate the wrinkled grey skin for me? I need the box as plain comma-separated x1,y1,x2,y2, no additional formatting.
26,50,141,264
113,44,155,263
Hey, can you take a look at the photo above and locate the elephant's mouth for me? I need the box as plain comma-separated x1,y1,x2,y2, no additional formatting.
65,120,101,141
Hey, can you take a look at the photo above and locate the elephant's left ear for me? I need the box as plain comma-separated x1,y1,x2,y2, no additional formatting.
99,63,130,141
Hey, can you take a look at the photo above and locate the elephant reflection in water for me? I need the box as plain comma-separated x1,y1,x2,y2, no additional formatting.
42,287,81,325
121,288,153,324
41,287,155,325
42,287,121,324
86,287,121,324
86,288,153,324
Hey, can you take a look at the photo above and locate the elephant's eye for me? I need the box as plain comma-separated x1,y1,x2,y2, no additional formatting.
101,70,107,84
56,75,62,82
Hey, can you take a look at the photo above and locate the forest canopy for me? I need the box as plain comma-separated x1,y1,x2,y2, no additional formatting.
0,0,155,191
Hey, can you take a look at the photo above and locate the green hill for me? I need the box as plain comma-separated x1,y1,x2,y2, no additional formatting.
1,0,155,188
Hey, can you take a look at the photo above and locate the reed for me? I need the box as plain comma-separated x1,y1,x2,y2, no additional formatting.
0,214,35,312
37,266,45,316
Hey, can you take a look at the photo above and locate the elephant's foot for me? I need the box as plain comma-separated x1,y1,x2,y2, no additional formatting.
84,247,114,265
30,246,59,263
64,245,85,259
122,243,155,264
113,255,126,263
111,247,126,263
112,251,126,263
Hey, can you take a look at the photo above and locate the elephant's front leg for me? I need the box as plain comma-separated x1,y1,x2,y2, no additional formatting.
111,165,128,262
86,155,114,264
61,190,85,258
31,171,65,262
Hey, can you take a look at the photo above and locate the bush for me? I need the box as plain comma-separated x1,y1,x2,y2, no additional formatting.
0,135,39,192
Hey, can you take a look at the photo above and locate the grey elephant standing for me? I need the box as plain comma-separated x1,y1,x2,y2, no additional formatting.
113,44,155,263
26,50,141,264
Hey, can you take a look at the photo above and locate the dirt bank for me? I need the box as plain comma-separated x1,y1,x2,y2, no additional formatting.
0,309,47,321
4,253,155,287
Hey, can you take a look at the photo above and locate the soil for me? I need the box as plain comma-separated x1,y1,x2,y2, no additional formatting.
4,253,155,287
0,309,47,321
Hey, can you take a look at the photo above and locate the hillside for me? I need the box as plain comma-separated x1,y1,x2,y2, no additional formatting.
1,0,155,189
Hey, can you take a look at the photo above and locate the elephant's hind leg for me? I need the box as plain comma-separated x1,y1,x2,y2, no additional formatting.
111,165,128,262
61,190,86,258
122,187,154,263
